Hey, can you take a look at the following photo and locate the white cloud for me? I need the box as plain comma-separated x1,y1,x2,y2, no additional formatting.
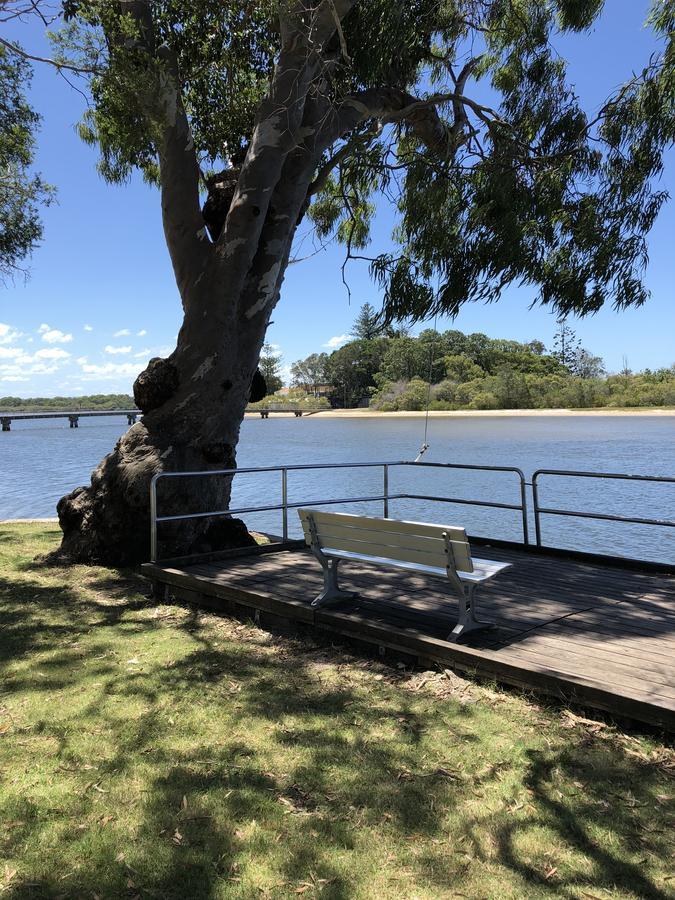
35,347,71,360
0,359,60,378
79,361,142,380
0,346,24,359
114,328,131,337
323,334,350,349
104,345,132,355
39,324,73,344
0,343,73,381
0,323,22,345
134,348,151,358
84,324,93,332
76,356,88,365
136,329,147,337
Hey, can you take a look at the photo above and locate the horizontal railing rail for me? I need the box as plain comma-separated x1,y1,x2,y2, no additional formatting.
150,460,528,563
150,461,675,565
532,468,675,547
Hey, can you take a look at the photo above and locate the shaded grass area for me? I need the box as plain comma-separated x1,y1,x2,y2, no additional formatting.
1,525,674,899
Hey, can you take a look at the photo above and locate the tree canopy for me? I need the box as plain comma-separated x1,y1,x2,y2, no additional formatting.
23,0,673,320
0,42,53,281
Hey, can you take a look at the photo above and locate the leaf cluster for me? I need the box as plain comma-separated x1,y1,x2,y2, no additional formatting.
0,44,54,281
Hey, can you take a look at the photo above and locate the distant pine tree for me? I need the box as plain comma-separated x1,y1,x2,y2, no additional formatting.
258,343,283,394
352,303,384,341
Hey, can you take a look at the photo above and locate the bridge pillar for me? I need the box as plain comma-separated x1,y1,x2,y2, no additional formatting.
1,417,11,432
68,415,79,429
127,414,137,425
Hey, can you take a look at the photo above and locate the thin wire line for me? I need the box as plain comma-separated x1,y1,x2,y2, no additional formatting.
415,311,438,461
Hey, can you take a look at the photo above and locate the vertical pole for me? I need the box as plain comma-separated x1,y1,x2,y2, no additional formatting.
281,468,288,541
150,474,159,563
519,473,530,545
532,474,542,547
383,464,389,518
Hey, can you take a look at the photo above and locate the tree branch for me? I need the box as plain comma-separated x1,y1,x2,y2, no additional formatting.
110,2,210,294
307,123,380,197
310,0,356,53
0,33,100,74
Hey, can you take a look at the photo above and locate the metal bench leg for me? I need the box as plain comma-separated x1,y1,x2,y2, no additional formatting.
311,558,359,608
447,584,495,643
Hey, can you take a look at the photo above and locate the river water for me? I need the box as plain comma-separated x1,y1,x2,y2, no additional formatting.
2,414,675,563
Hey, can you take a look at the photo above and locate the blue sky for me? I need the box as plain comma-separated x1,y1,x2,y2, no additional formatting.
1,2,673,397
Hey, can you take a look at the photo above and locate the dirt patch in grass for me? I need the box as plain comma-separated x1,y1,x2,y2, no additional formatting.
1,524,673,899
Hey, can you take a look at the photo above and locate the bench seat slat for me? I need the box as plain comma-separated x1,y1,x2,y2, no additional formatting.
308,535,447,570
322,547,510,584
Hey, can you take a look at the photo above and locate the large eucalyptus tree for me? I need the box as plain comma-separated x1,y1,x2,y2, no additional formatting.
4,0,673,563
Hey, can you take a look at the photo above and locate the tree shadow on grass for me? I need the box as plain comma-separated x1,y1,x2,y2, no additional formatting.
1,570,481,897
459,740,673,898
1,564,673,898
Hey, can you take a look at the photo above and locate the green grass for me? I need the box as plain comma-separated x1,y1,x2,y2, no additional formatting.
1,524,673,899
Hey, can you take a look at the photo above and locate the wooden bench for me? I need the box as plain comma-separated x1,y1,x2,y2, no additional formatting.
298,509,512,642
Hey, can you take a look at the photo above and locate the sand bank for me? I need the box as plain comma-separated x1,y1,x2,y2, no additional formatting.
306,407,675,418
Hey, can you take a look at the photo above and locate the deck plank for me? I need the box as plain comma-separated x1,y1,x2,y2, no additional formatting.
141,546,675,730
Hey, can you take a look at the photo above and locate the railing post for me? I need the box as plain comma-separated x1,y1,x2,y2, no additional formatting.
150,474,159,563
519,472,530,545
383,464,389,518
532,473,542,547
281,468,288,541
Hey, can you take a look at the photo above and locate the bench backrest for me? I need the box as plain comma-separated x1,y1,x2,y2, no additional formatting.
297,509,474,573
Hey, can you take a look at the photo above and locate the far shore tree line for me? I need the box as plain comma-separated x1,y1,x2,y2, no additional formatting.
8,302,673,414
258,303,675,411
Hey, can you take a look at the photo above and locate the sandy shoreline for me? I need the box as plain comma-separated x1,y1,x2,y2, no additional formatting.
247,407,675,418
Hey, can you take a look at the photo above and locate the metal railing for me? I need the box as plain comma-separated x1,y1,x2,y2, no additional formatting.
150,460,528,563
149,460,675,565
532,468,675,547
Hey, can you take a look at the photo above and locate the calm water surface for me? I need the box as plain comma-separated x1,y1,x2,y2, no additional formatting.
2,414,675,563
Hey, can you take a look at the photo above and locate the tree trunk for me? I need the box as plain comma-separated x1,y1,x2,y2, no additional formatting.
54,272,266,565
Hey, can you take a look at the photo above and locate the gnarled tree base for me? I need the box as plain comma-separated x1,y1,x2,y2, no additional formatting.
52,420,255,566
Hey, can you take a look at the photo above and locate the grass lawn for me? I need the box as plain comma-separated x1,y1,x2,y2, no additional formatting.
1,524,673,899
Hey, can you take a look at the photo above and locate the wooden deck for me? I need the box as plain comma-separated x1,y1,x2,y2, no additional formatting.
142,543,675,731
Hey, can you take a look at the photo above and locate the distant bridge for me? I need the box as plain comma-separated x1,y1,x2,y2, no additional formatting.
1,409,140,431
246,405,323,418
1,405,324,430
